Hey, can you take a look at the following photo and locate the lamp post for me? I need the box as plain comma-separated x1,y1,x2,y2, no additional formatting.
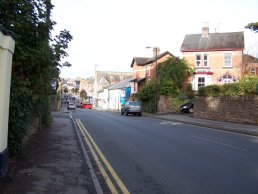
146,46,159,113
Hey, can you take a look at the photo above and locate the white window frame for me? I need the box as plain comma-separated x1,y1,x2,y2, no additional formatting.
196,54,201,67
250,67,256,75
224,53,232,67
147,64,151,76
198,77,205,88
203,53,209,67
218,73,237,83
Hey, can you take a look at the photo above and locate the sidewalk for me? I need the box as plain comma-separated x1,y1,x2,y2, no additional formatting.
0,111,96,194
143,112,258,137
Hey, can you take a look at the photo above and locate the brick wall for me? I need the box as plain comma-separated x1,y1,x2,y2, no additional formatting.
193,95,258,125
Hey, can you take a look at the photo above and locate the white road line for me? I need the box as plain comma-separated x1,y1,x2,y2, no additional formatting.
192,135,244,151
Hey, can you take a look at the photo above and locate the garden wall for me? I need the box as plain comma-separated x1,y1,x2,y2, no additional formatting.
193,95,258,125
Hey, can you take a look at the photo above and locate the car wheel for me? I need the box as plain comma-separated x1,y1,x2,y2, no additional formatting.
139,112,142,116
189,108,193,113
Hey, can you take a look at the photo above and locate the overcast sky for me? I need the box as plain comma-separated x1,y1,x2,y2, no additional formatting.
51,0,258,79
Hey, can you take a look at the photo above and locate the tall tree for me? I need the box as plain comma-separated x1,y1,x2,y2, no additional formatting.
0,0,73,156
245,22,258,33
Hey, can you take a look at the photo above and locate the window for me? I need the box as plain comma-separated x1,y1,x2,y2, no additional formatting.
204,54,209,67
196,54,201,67
198,77,205,88
250,67,256,75
147,65,151,76
224,53,232,67
120,76,123,82
218,73,237,83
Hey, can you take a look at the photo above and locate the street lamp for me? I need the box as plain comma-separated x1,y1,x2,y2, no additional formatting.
146,46,159,113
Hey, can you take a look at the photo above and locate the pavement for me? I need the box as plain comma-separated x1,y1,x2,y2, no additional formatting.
144,112,258,137
0,108,257,194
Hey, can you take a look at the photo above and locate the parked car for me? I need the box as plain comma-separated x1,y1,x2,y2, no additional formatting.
67,102,76,110
180,100,194,113
121,101,142,116
81,103,92,109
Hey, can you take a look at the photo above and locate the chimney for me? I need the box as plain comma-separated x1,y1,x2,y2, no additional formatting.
153,47,160,57
202,22,209,37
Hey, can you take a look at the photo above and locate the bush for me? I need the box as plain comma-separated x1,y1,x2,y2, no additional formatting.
197,76,258,97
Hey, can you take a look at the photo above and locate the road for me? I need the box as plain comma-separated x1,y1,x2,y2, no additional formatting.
72,108,258,194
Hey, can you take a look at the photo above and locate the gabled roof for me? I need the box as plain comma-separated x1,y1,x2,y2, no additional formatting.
181,31,244,52
96,71,132,83
130,51,174,67
243,54,258,63
108,78,132,90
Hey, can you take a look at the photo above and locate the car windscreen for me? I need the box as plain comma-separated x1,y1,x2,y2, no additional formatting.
128,102,140,106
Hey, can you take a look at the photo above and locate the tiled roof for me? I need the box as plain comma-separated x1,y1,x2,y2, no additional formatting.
243,54,258,63
131,51,174,67
181,31,244,52
108,78,132,90
96,71,132,83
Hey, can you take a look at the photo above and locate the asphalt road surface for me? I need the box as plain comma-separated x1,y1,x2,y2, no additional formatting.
73,108,258,194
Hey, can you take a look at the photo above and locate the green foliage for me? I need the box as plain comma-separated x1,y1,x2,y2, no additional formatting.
238,76,258,95
158,57,193,87
171,98,189,112
160,80,180,97
137,80,158,113
198,76,258,97
80,89,87,100
1,0,72,156
157,57,193,97
245,22,258,33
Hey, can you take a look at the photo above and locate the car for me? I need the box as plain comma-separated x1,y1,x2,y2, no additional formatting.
67,102,75,110
121,101,142,116
81,103,92,109
180,100,194,113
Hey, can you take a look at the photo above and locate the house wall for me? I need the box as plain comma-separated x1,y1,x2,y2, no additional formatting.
183,50,243,90
109,90,120,110
193,95,258,125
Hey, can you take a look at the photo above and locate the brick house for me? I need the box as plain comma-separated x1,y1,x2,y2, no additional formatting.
243,54,258,76
181,26,245,91
130,48,173,94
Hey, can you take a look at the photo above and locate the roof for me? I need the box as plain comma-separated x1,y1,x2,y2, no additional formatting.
96,71,132,83
130,51,174,67
243,54,258,63
181,31,244,52
108,78,132,90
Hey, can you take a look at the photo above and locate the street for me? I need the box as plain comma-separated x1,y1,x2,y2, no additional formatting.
72,109,258,194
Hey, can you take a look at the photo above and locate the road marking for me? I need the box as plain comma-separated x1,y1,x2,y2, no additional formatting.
76,119,118,193
192,135,244,150
160,121,182,125
76,119,130,194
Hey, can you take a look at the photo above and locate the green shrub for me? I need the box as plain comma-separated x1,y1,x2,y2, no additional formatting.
239,76,258,95
221,83,240,96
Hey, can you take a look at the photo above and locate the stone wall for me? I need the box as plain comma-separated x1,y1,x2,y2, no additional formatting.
193,95,258,125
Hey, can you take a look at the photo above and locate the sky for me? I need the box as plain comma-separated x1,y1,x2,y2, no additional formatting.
51,0,258,79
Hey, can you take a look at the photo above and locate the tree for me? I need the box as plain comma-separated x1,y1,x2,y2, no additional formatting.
0,0,73,156
80,89,87,100
245,22,258,33
157,56,193,96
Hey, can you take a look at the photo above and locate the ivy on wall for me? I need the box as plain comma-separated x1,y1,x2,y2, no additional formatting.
0,0,72,156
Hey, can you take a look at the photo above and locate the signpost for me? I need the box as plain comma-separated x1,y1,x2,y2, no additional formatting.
0,25,15,176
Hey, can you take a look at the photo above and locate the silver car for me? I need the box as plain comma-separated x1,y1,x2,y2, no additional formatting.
121,101,142,116
67,102,75,110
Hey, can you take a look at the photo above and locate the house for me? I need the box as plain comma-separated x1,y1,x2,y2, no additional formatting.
180,26,245,91
94,71,132,106
243,54,258,76
130,48,174,94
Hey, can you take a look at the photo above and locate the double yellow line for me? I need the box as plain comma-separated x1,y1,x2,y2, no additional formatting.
76,119,130,194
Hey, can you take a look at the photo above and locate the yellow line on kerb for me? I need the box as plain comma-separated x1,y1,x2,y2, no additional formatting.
77,119,130,194
76,119,118,194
